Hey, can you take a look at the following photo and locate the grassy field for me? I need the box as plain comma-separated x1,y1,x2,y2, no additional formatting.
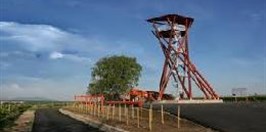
191,95,266,102
221,95,266,102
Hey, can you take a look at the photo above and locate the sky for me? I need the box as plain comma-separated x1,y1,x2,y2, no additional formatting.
0,0,265,100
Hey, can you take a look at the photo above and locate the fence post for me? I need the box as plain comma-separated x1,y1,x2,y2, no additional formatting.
96,104,98,116
137,107,140,128
92,103,94,115
98,104,100,117
140,106,143,120
78,103,80,113
80,103,81,113
93,103,96,116
124,104,127,120
107,104,110,120
80,103,82,113
94,103,97,116
126,106,129,125
91,103,93,115
149,104,153,131
85,103,86,114
102,105,105,118
76,103,78,112
84,103,85,113
131,104,134,119
82,103,85,113
77,103,79,112
177,105,180,129
88,103,90,114
119,104,121,121
112,104,115,120
97,104,100,117
161,104,164,124
89,104,92,115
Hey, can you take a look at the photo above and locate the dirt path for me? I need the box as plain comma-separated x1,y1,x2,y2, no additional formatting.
3,110,35,132
32,108,102,132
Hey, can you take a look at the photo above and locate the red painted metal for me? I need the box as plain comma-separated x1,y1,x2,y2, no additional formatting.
75,95,144,107
74,88,147,107
105,101,143,107
147,14,220,100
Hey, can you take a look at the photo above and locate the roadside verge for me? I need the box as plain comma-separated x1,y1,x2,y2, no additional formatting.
59,108,128,132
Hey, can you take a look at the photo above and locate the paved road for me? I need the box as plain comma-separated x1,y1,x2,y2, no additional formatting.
32,108,102,132
151,102,266,132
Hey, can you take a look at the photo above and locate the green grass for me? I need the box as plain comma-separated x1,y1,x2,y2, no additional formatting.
221,95,266,102
0,103,31,129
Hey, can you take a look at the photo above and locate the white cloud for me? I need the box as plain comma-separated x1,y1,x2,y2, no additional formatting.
0,21,90,52
0,21,150,58
9,83,22,90
0,21,146,59
50,51,64,59
0,21,161,100
0,22,152,75
49,51,92,63
0,21,109,67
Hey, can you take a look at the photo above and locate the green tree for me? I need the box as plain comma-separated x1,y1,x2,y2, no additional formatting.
87,55,142,100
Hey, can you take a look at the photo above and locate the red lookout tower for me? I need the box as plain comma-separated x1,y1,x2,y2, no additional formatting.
147,14,220,101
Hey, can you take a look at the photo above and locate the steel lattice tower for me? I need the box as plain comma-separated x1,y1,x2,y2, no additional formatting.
147,14,219,100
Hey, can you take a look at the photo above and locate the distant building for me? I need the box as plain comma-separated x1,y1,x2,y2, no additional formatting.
232,88,248,97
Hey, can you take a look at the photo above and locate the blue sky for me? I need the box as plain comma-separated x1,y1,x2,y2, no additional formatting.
0,0,265,100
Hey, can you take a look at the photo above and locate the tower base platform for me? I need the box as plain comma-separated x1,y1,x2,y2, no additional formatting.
152,99,223,104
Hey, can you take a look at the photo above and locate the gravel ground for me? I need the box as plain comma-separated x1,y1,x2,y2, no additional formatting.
32,108,102,132
151,102,266,132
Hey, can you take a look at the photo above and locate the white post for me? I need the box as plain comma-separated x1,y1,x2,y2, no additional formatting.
126,106,129,125
119,104,121,121
161,104,164,124
137,107,140,128
177,105,180,129
149,104,153,131
107,104,110,120
124,104,127,119
131,104,134,119
112,105,115,120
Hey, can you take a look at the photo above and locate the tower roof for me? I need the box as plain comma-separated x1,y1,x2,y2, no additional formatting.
147,14,194,26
